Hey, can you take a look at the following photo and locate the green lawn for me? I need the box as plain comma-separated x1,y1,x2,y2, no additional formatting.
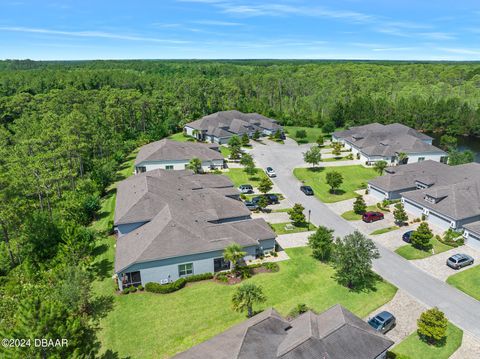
392,322,463,359
341,205,384,221
168,132,195,142
284,126,326,143
223,168,269,188
370,226,399,236
220,146,231,158
97,247,396,358
321,156,350,162
395,237,452,260
294,166,377,203
269,222,316,235
447,265,480,301
272,208,292,213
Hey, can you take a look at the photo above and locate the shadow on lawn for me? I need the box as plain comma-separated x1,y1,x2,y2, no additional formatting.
333,271,382,293
99,349,131,359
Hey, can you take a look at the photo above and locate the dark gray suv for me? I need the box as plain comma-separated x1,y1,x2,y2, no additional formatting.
447,254,474,269
368,311,396,334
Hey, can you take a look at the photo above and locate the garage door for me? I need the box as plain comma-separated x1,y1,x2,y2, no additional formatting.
466,233,480,251
403,200,423,218
369,186,386,201
427,212,451,232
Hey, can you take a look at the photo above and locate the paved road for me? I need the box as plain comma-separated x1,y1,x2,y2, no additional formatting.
252,139,480,339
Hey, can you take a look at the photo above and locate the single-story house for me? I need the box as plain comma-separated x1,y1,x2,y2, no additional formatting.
333,123,447,166
174,305,394,359
114,169,277,290
184,110,283,144
134,139,224,174
368,160,480,250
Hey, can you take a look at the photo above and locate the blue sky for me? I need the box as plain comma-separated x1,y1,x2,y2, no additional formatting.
1,0,479,60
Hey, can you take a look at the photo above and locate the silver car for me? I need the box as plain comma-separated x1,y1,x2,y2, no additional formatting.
265,167,276,177
446,254,474,269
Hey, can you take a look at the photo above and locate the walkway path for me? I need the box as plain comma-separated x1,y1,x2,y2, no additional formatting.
251,138,480,339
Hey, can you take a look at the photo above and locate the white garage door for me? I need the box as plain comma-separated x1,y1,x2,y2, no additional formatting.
467,233,480,251
427,212,451,232
370,186,386,201
404,200,423,218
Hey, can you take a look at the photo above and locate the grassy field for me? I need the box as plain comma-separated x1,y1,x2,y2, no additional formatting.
168,132,195,142
341,205,384,221
97,247,396,358
447,265,480,301
220,145,231,158
395,237,452,260
370,226,399,235
284,126,326,143
293,166,377,203
223,168,269,188
392,322,463,359
269,222,316,235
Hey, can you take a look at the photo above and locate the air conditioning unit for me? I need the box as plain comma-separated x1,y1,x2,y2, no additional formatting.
160,279,169,284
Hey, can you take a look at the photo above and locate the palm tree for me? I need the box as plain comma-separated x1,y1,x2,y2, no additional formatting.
223,243,246,271
187,157,203,174
373,160,387,175
397,152,408,165
232,283,266,317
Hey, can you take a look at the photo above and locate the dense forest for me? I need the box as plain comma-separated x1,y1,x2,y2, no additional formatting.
1,59,480,358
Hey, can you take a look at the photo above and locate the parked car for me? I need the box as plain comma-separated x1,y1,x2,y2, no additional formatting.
244,201,259,211
238,184,253,194
251,194,279,205
265,167,276,177
368,311,396,334
300,185,314,196
362,211,384,223
402,230,414,243
446,254,474,270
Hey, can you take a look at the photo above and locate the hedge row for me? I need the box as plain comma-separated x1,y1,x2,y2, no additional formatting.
184,272,213,283
145,278,186,294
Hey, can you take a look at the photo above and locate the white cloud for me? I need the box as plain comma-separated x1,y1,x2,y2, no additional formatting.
193,20,243,26
0,26,190,44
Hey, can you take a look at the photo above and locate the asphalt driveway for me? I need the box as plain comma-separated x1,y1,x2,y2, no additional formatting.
251,138,480,340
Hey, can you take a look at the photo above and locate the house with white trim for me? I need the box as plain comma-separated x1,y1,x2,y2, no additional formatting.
134,139,224,174
114,169,276,290
184,110,283,144
368,160,480,250
333,123,447,166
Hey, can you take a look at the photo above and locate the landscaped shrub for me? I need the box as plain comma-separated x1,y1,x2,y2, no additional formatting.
129,286,137,293
288,303,311,318
184,273,213,283
214,272,229,283
235,266,253,279
346,153,354,160
145,278,187,294
272,251,278,257
437,231,465,248
122,287,131,294
137,285,144,291
263,262,279,272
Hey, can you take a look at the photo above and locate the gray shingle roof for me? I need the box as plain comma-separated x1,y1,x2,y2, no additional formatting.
174,305,393,359
464,221,480,236
333,123,442,157
370,161,480,221
134,139,223,165
114,169,276,272
185,110,282,137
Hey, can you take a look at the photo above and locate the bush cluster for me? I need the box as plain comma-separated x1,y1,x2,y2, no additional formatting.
184,273,213,283
145,278,187,294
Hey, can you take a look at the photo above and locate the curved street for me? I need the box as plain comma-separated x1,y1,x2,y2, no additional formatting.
251,138,480,339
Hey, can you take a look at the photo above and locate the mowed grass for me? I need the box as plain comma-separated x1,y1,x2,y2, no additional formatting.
285,126,326,143
97,247,397,358
447,265,480,301
293,166,377,203
269,222,316,235
395,237,452,260
392,322,463,359
168,132,195,142
341,205,385,221
220,145,231,158
223,168,269,188
370,226,400,235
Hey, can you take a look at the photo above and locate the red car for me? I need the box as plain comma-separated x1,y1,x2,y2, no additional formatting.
362,211,384,223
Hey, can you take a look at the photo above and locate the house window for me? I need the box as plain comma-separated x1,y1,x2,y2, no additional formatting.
136,166,146,173
418,157,425,162
178,263,193,277
165,165,174,170
214,258,230,272
122,271,142,288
